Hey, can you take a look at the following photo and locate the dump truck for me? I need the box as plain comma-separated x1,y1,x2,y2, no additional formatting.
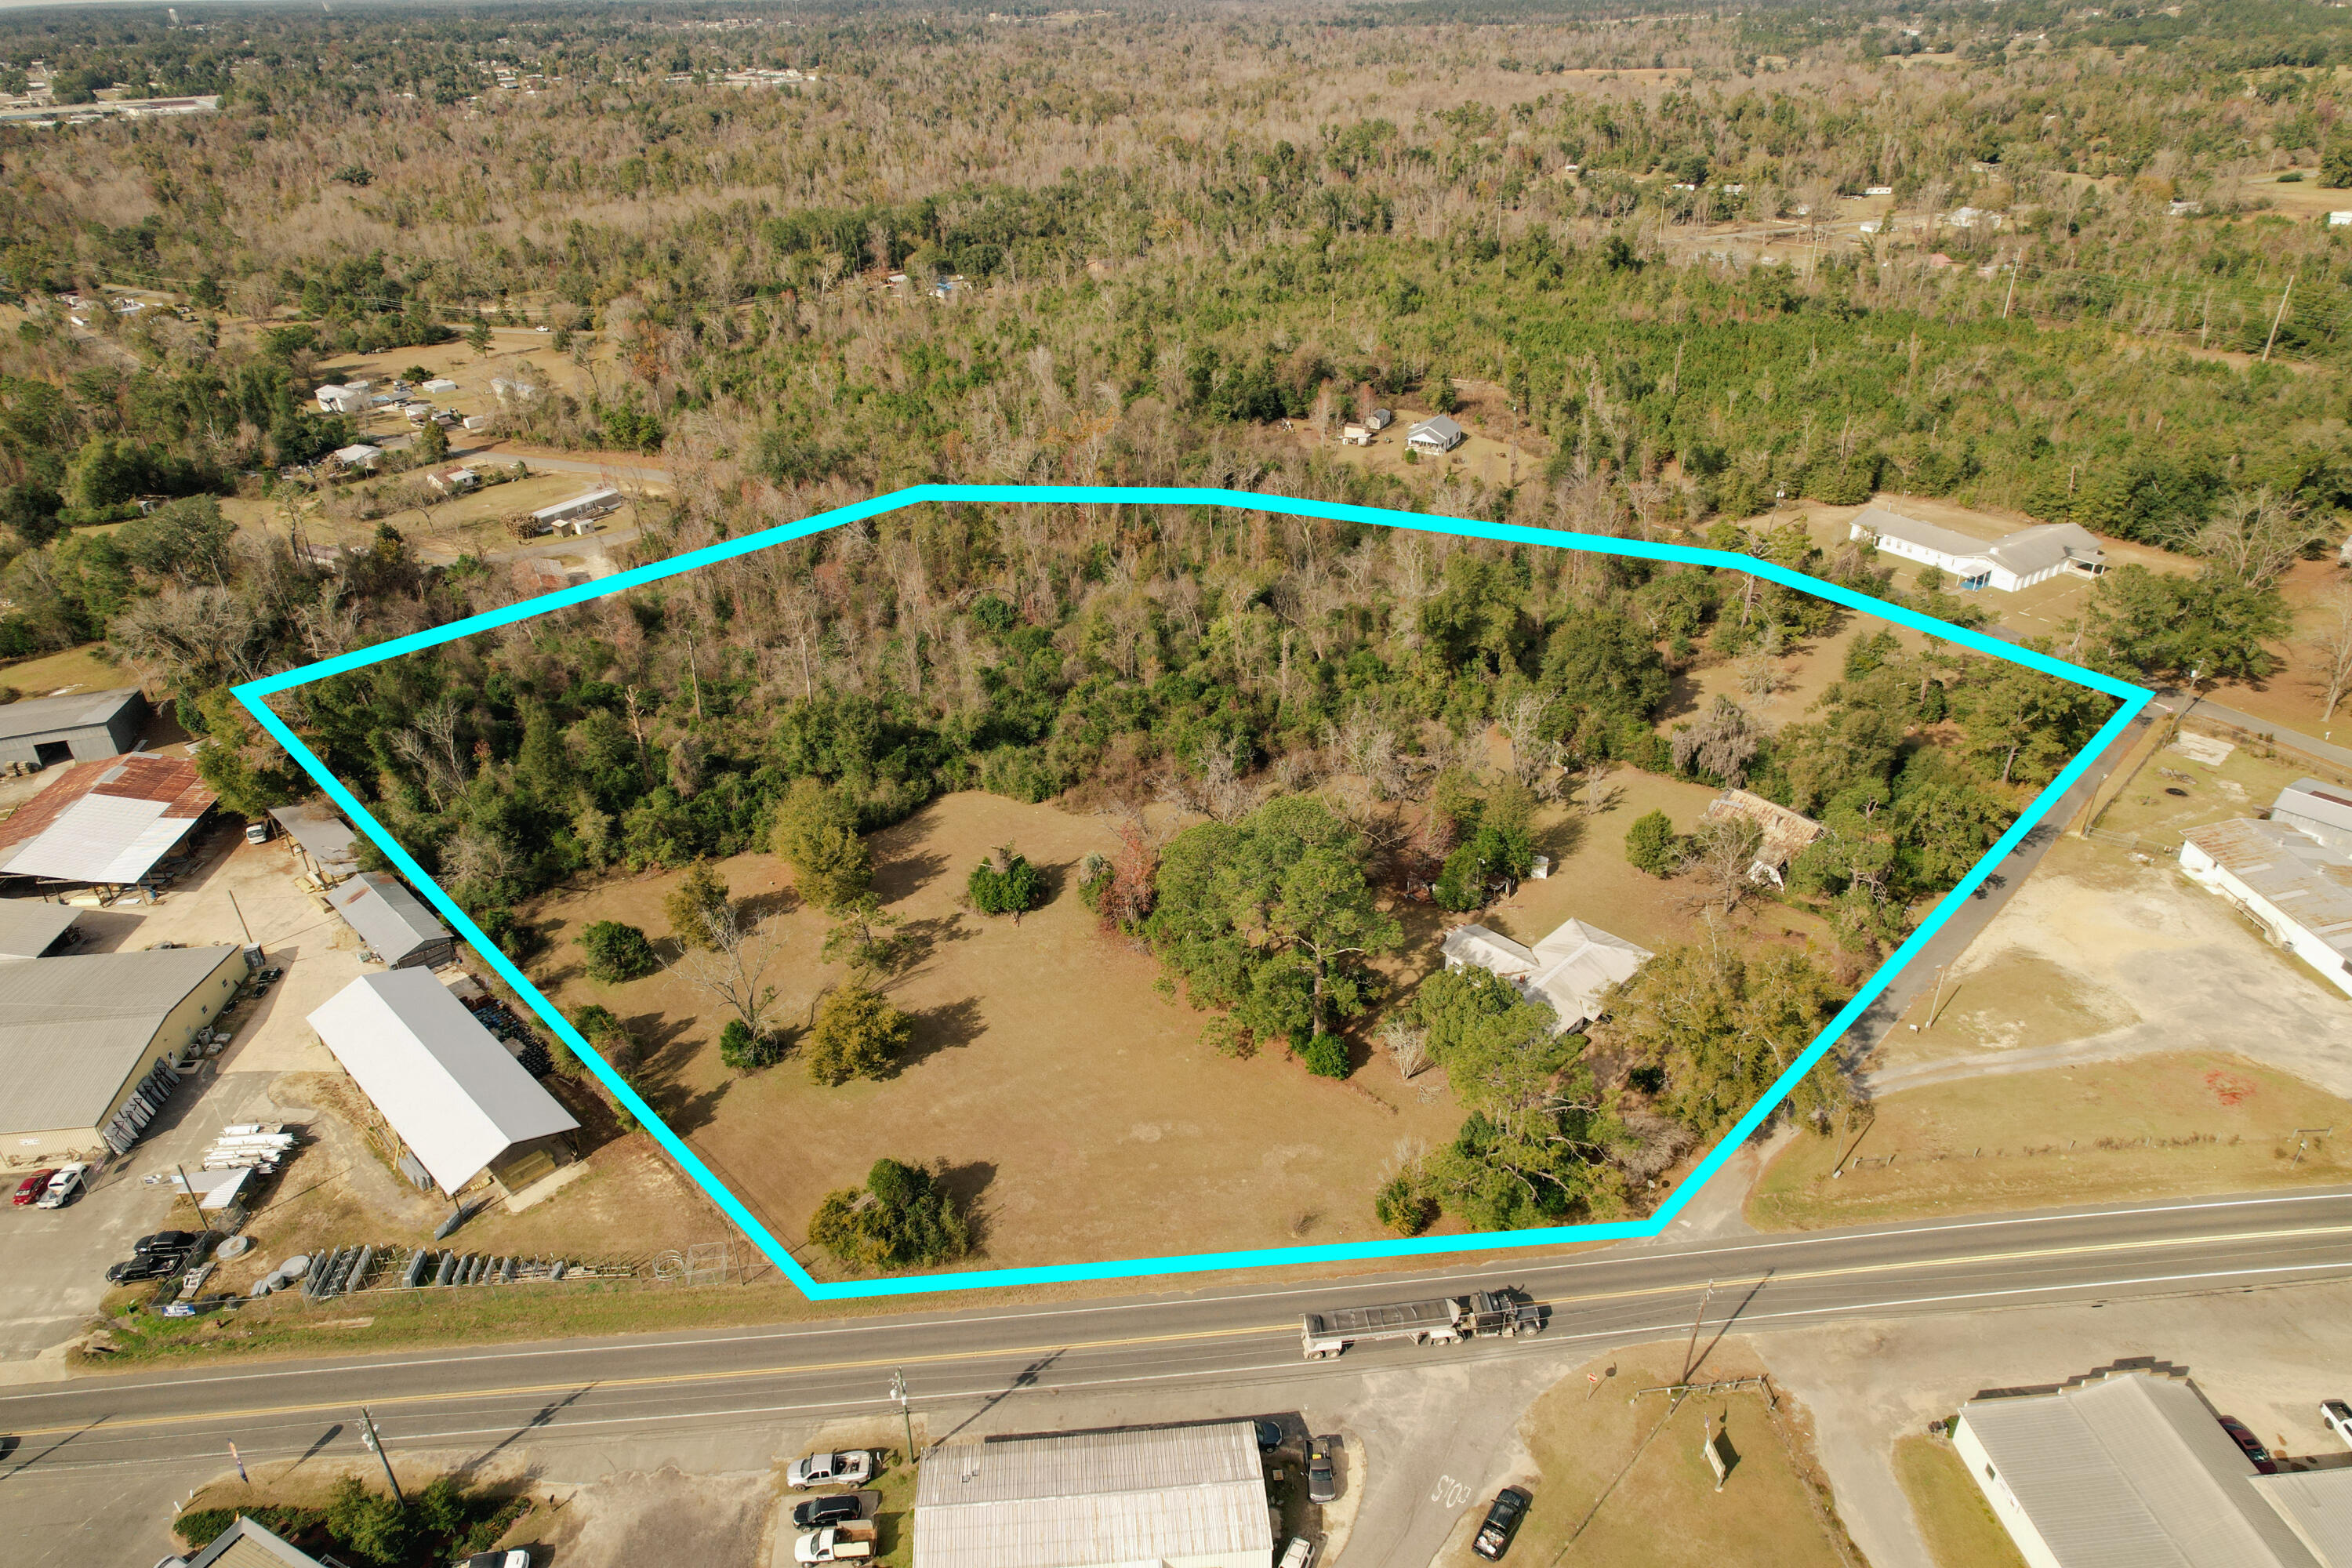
1300,1289,1541,1359
793,1520,877,1563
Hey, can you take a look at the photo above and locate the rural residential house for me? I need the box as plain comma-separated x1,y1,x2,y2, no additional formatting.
1406,414,1466,454
1847,506,2104,593
1704,789,1827,887
1439,915,1653,1033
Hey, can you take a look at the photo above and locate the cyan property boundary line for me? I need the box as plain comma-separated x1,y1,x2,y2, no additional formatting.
234,483,2152,1300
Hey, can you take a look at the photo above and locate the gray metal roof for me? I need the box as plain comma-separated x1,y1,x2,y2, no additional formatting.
1853,508,2103,578
0,946,241,1134
186,1515,332,1568
2272,780,2352,853
2250,1472,2352,1567
268,800,359,879
1959,1374,2321,1568
0,898,77,960
1407,414,1465,447
0,688,140,742
914,1422,1273,1568
2180,818,2352,964
328,872,452,962
307,970,577,1192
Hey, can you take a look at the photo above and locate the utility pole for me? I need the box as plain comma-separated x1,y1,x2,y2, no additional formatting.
2262,272,2296,363
225,887,252,946
890,1369,916,1465
357,1407,403,1504
2001,249,2022,319
1681,1279,1714,1381
1925,962,1951,1029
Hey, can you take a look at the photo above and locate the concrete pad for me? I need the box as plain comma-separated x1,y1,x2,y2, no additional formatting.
532,1465,778,1568
503,1160,590,1214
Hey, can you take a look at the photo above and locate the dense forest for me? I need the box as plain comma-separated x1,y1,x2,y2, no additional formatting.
0,0,2339,1240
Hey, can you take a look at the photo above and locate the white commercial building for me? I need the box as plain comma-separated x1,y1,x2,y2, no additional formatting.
1848,505,2105,593
2180,814,2352,1000
531,487,623,528
1955,1370,2352,1567
307,969,577,1195
913,1421,1275,1568
1439,916,1652,1033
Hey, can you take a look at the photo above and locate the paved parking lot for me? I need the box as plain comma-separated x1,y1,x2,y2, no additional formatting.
0,828,369,1374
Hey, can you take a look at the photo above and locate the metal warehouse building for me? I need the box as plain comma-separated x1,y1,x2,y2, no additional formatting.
0,688,146,768
0,944,246,1162
913,1421,1276,1568
327,872,456,969
1956,1370,2352,1568
0,753,215,892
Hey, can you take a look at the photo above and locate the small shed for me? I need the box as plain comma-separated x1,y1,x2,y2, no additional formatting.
0,687,146,768
328,871,456,968
1365,407,1394,431
307,969,578,1195
267,800,359,884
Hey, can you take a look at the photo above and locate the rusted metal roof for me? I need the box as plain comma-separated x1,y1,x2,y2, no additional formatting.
0,755,213,884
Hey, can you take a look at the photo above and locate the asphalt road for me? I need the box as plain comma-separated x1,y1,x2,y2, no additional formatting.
5,1187,2347,1566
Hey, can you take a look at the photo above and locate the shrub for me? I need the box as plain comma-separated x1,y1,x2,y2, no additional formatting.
576,920,659,983
967,845,1044,916
808,1157,972,1268
807,984,911,1085
1300,1032,1352,1079
718,1018,782,1070
664,859,730,949
1624,810,1682,877
1076,851,1113,911
1374,1173,1437,1236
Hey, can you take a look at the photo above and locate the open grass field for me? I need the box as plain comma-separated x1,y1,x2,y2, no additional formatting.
2209,555,2352,739
0,641,133,698
2089,730,2322,848
1436,1342,1856,1568
1748,1051,2352,1230
1893,1436,2028,1568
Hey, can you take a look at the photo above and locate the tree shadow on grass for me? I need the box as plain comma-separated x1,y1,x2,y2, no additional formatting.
739,885,802,924
621,1010,732,1137
892,912,977,977
895,996,987,1073
873,847,951,903
936,1159,997,1251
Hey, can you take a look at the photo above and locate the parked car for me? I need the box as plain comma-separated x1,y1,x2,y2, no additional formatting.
459,1552,530,1568
243,819,273,845
1254,1419,1283,1452
1307,1436,1338,1504
2219,1417,2278,1474
786,1451,873,1490
34,1163,88,1208
106,1254,183,1285
793,1520,876,1563
1276,1537,1316,1568
1472,1486,1531,1561
2324,1399,2352,1448
135,1231,201,1256
791,1494,865,1530
11,1169,57,1207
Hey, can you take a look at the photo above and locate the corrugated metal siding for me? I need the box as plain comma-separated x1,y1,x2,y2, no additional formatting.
328,873,454,964
915,1424,1273,1568
0,946,239,1133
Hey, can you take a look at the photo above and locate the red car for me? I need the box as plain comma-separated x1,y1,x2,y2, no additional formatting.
11,1169,57,1207
2220,1417,2278,1474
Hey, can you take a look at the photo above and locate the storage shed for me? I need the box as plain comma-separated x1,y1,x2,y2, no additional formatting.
307,969,577,1195
328,872,456,968
913,1421,1274,1568
267,800,360,884
0,687,146,768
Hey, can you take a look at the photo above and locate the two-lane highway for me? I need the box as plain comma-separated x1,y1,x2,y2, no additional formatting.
5,1188,2347,1494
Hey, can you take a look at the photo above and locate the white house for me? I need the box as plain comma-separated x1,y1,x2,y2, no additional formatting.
314,384,368,414
2180,812,2352,1000
1848,505,2105,593
1439,916,1653,1033
1406,414,1466,453
328,443,383,472
426,466,480,495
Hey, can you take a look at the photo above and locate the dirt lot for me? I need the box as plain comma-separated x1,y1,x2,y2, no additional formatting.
2209,555,2352,737
1431,1341,1854,1568
2089,729,2321,849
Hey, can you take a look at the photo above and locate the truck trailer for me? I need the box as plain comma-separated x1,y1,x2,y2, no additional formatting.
1301,1289,1541,1359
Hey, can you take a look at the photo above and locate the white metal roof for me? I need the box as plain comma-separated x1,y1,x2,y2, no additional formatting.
327,872,452,962
0,946,241,1134
2249,1472,2352,1567
0,791,192,883
2181,818,2352,964
0,687,140,742
2272,780,2352,852
307,969,577,1192
1960,1374,2321,1568
0,898,78,959
532,486,621,522
1442,918,1650,1030
914,1422,1273,1568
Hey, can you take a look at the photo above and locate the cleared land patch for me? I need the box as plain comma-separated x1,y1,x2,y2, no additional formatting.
1893,1435,2029,1568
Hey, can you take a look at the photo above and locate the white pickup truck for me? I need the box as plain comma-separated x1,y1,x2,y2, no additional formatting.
787,1450,874,1490
794,1521,878,1563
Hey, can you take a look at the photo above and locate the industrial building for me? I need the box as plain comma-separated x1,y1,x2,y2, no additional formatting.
1847,506,2106,593
913,1421,1276,1568
0,753,215,891
307,969,578,1195
0,687,146,767
0,899,78,960
0,944,245,1162
1955,1370,2352,1567
2180,815,2352,1000
1439,916,1653,1033
327,871,456,968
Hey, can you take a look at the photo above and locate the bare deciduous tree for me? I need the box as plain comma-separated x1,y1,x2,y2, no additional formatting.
2310,584,2352,721
670,898,786,1039
2171,488,2328,587
1380,1015,1432,1080
1497,690,1555,787
1679,815,1764,915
